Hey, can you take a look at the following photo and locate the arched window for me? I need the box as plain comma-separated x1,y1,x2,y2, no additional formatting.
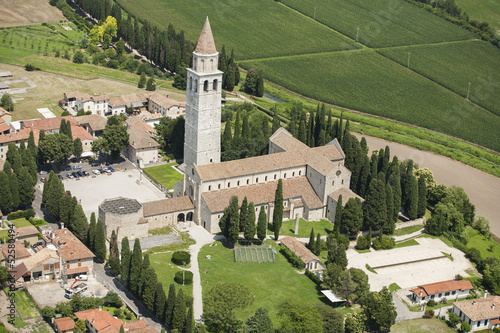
189,185,194,196
201,59,205,71
265,176,268,181
186,212,193,221
188,77,192,91
204,80,209,92
213,79,218,91
210,59,214,71
177,213,185,222
194,79,198,92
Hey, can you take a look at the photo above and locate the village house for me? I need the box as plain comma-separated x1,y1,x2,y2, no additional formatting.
280,236,324,271
0,107,12,124
63,92,109,116
148,93,185,118
75,307,156,333
410,279,474,304
71,125,95,157
12,225,39,246
1,241,32,266
75,114,107,138
10,247,60,283
53,317,75,333
22,115,77,134
0,128,38,159
0,118,11,135
452,296,500,331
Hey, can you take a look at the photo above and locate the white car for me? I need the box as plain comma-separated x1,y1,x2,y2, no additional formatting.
92,169,100,175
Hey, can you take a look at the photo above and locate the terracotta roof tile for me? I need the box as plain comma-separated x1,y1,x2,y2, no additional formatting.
0,121,11,133
65,91,91,102
123,318,157,332
328,187,364,203
50,229,95,262
280,236,323,266
269,128,309,152
128,128,160,150
14,225,39,238
410,280,473,297
23,116,77,132
108,96,126,107
143,196,194,217
453,296,500,321
71,125,94,141
195,17,217,54
0,107,11,117
0,128,31,144
75,308,123,332
54,317,75,331
1,241,31,260
76,114,107,131
148,93,181,110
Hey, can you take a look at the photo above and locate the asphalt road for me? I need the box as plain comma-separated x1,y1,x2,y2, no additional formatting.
354,133,500,238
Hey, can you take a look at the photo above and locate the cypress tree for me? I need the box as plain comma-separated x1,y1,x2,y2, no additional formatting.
2,160,11,174
28,130,37,158
185,305,194,333
417,176,427,218
12,151,22,175
172,289,186,332
257,206,267,242
46,172,64,219
42,170,54,206
233,111,241,142
9,172,20,210
332,119,339,140
239,197,248,233
405,174,418,220
37,130,46,164
121,237,131,288
315,233,321,256
241,114,250,139
334,194,342,238
6,142,17,166
71,204,88,242
244,202,256,241
138,254,150,298
109,230,120,276
370,152,378,178
363,179,387,231
367,227,372,247
60,191,73,229
389,171,402,222
308,228,315,250
261,115,269,138
384,184,395,234
360,137,368,155
227,196,239,244
165,283,176,326
377,148,385,175
383,146,391,174
142,266,158,311
155,282,166,321
338,111,344,145
297,112,306,143
87,212,96,251
358,155,370,197
18,166,35,207
271,106,280,134
326,109,332,137
307,110,314,147
272,179,283,240
129,238,143,296
222,120,232,148
0,171,12,213
94,218,106,261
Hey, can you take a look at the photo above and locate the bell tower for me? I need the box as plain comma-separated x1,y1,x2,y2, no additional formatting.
184,17,222,167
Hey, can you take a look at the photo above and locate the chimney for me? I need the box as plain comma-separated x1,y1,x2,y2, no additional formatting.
492,304,495,310
472,301,476,306
484,290,488,298
92,318,95,324
98,306,102,311
60,223,64,229
419,292,422,297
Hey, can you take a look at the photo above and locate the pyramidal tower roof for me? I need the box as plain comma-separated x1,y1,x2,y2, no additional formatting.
194,17,217,54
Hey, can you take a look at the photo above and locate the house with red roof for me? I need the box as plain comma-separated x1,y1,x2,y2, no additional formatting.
452,296,500,331
75,307,157,333
53,317,75,333
410,279,474,304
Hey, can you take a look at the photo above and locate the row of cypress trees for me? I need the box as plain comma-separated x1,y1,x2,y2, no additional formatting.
120,237,194,332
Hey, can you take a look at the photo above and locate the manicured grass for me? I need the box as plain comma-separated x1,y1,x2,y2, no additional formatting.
272,218,333,238
102,306,137,322
394,239,419,248
149,226,173,236
391,318,455,333
467,233,500,259
241,50,500,151
365,264,377,274
198,240,322,325
143,162,183,190
115,0,359,60
393,225,424,237
441,252,454,261
148,241,193,300
377,40,500,116
10,218,33,228
389,283,401,292
282,0,475,48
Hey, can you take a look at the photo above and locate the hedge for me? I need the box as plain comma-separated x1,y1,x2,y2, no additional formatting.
279,245,304,269
174,271,193,285
172,251,191,265
372,237,396,250
305,269,321,285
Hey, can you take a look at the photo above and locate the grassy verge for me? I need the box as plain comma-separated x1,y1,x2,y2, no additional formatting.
271,218,333,238
441,252,454,261
11,218,32,228
395,239,419,248
198,240,322,325
389,283,401,292
13,289,39,319
391,318,455,333
393,225,424,236
355,248,371,254
365,264,377,274
143,162,183,190
149,226,173,236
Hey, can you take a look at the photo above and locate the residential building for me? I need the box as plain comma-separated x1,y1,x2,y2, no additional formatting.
126,124,160,167
1,241,31,267
0,128,38,159
148,93,185,119
10,247,60,282
71,125,94,157
0,107,12,124
75,307,156,333
280,236,324,271
63,92,109,116
12,225,39,246
0,118,11,134
75,114,107,138
22,115,76,134
452,296,500,331
53,317,75,333
410,279,474,304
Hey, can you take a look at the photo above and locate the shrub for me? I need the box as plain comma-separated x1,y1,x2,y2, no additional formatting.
25,209,36,219
305,269,321,285
103,292,123,308
279,245,304,268
174,270,193,285
423,309,434,318
25,63,40,71
427,299,437,307
41,306,55,319
355,236,370,250
372,237,396,250
461,321,471,333
172,251,191,265
7,210,26,220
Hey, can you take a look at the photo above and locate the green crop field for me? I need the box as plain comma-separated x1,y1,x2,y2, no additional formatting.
115,0,360,60
280,0,476,48
241,50,500,151
455,0,500,31
378,40,500,116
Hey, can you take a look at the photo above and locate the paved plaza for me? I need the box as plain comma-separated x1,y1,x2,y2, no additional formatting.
62,168,166,219
347,237,474,291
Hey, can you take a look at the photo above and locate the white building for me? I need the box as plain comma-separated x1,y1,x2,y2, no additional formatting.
410,279,474,304
452,296,500,331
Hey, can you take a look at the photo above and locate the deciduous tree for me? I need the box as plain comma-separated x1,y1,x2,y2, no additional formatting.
278,300,322,333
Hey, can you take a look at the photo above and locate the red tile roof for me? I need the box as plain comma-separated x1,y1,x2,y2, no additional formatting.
453,296,500,322
50,229,95,262
75,308,123,332
280,236,323,265
23,116,77,132
1,241,31,260
14,225,39,238
142,196,194,217
71,125,94,141
410,280,474,297
54,317,75,332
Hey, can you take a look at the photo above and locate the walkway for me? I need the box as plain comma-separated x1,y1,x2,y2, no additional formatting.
393,292,424,322
186,224,222,321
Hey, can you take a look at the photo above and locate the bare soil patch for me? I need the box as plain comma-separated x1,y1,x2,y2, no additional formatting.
0,0,64,28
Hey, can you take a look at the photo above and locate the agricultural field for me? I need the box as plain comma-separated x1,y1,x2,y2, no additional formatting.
281,0,476,48
115,0,360,60
241,50,500,151
378,40,500,116
199,240,322,325
455,0,500,32
0,0,64,28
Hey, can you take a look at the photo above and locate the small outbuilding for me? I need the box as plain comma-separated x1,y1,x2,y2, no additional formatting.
280,236,324,271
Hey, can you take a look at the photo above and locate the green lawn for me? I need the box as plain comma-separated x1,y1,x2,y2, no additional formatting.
198,240,322,326
389,283,401,292
143,162,183,190
241,50,500,151
377,40,500,116
11,218,33,228
394,239,419,248
467,233,500,259
272,218,333,238
393,225,424,236
392,318,455,333
282,0,475,48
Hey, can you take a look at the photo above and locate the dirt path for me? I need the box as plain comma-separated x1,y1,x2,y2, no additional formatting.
354,133,500,238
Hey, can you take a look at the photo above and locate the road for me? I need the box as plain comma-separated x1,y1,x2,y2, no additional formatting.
94,263,166,333
354,133,500,238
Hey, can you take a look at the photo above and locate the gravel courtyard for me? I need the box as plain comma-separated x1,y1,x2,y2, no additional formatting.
347,237,474,291
62,168,166,219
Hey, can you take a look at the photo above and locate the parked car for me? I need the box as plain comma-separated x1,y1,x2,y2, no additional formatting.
77,171,84,177
92,170,100,175
66,173,74,179
73,165,82,170
91,162,99,167
58,175,64,180
72,172,80,178
108,167,115,172
77,274,88,281
39,170,48,175
82,171,90,176
40,177,46,183
64,166,72,171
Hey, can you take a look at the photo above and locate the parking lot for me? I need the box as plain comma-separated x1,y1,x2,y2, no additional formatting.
42,158,166,219
347,237,474,291
27,276,108,308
